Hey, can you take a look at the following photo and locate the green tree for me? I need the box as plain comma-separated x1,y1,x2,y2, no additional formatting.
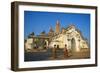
41,30,46,35
28,32,35,38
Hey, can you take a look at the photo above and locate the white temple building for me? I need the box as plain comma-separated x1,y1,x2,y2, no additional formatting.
49,25,89,52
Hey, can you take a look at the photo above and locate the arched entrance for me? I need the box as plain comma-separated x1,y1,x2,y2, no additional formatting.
44,40,49,48
71,38,76,51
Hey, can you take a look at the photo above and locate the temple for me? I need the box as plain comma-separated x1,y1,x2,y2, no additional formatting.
25,20,89,52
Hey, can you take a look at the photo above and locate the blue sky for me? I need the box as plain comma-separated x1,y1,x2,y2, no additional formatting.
24,11,90,42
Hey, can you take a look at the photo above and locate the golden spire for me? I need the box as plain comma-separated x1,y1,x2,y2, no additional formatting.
55,20,60,34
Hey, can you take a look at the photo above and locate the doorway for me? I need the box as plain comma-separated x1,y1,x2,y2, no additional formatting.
71,38,76,51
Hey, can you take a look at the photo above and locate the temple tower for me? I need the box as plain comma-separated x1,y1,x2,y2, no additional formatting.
55,20,60,34
48,26,54,36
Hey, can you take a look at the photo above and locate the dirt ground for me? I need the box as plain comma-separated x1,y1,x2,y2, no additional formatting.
49,49,90,60
25,48,90,61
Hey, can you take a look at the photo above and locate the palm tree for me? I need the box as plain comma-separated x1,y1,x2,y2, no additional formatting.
30,32,35,36
28,32,35,38
40,30,46,35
